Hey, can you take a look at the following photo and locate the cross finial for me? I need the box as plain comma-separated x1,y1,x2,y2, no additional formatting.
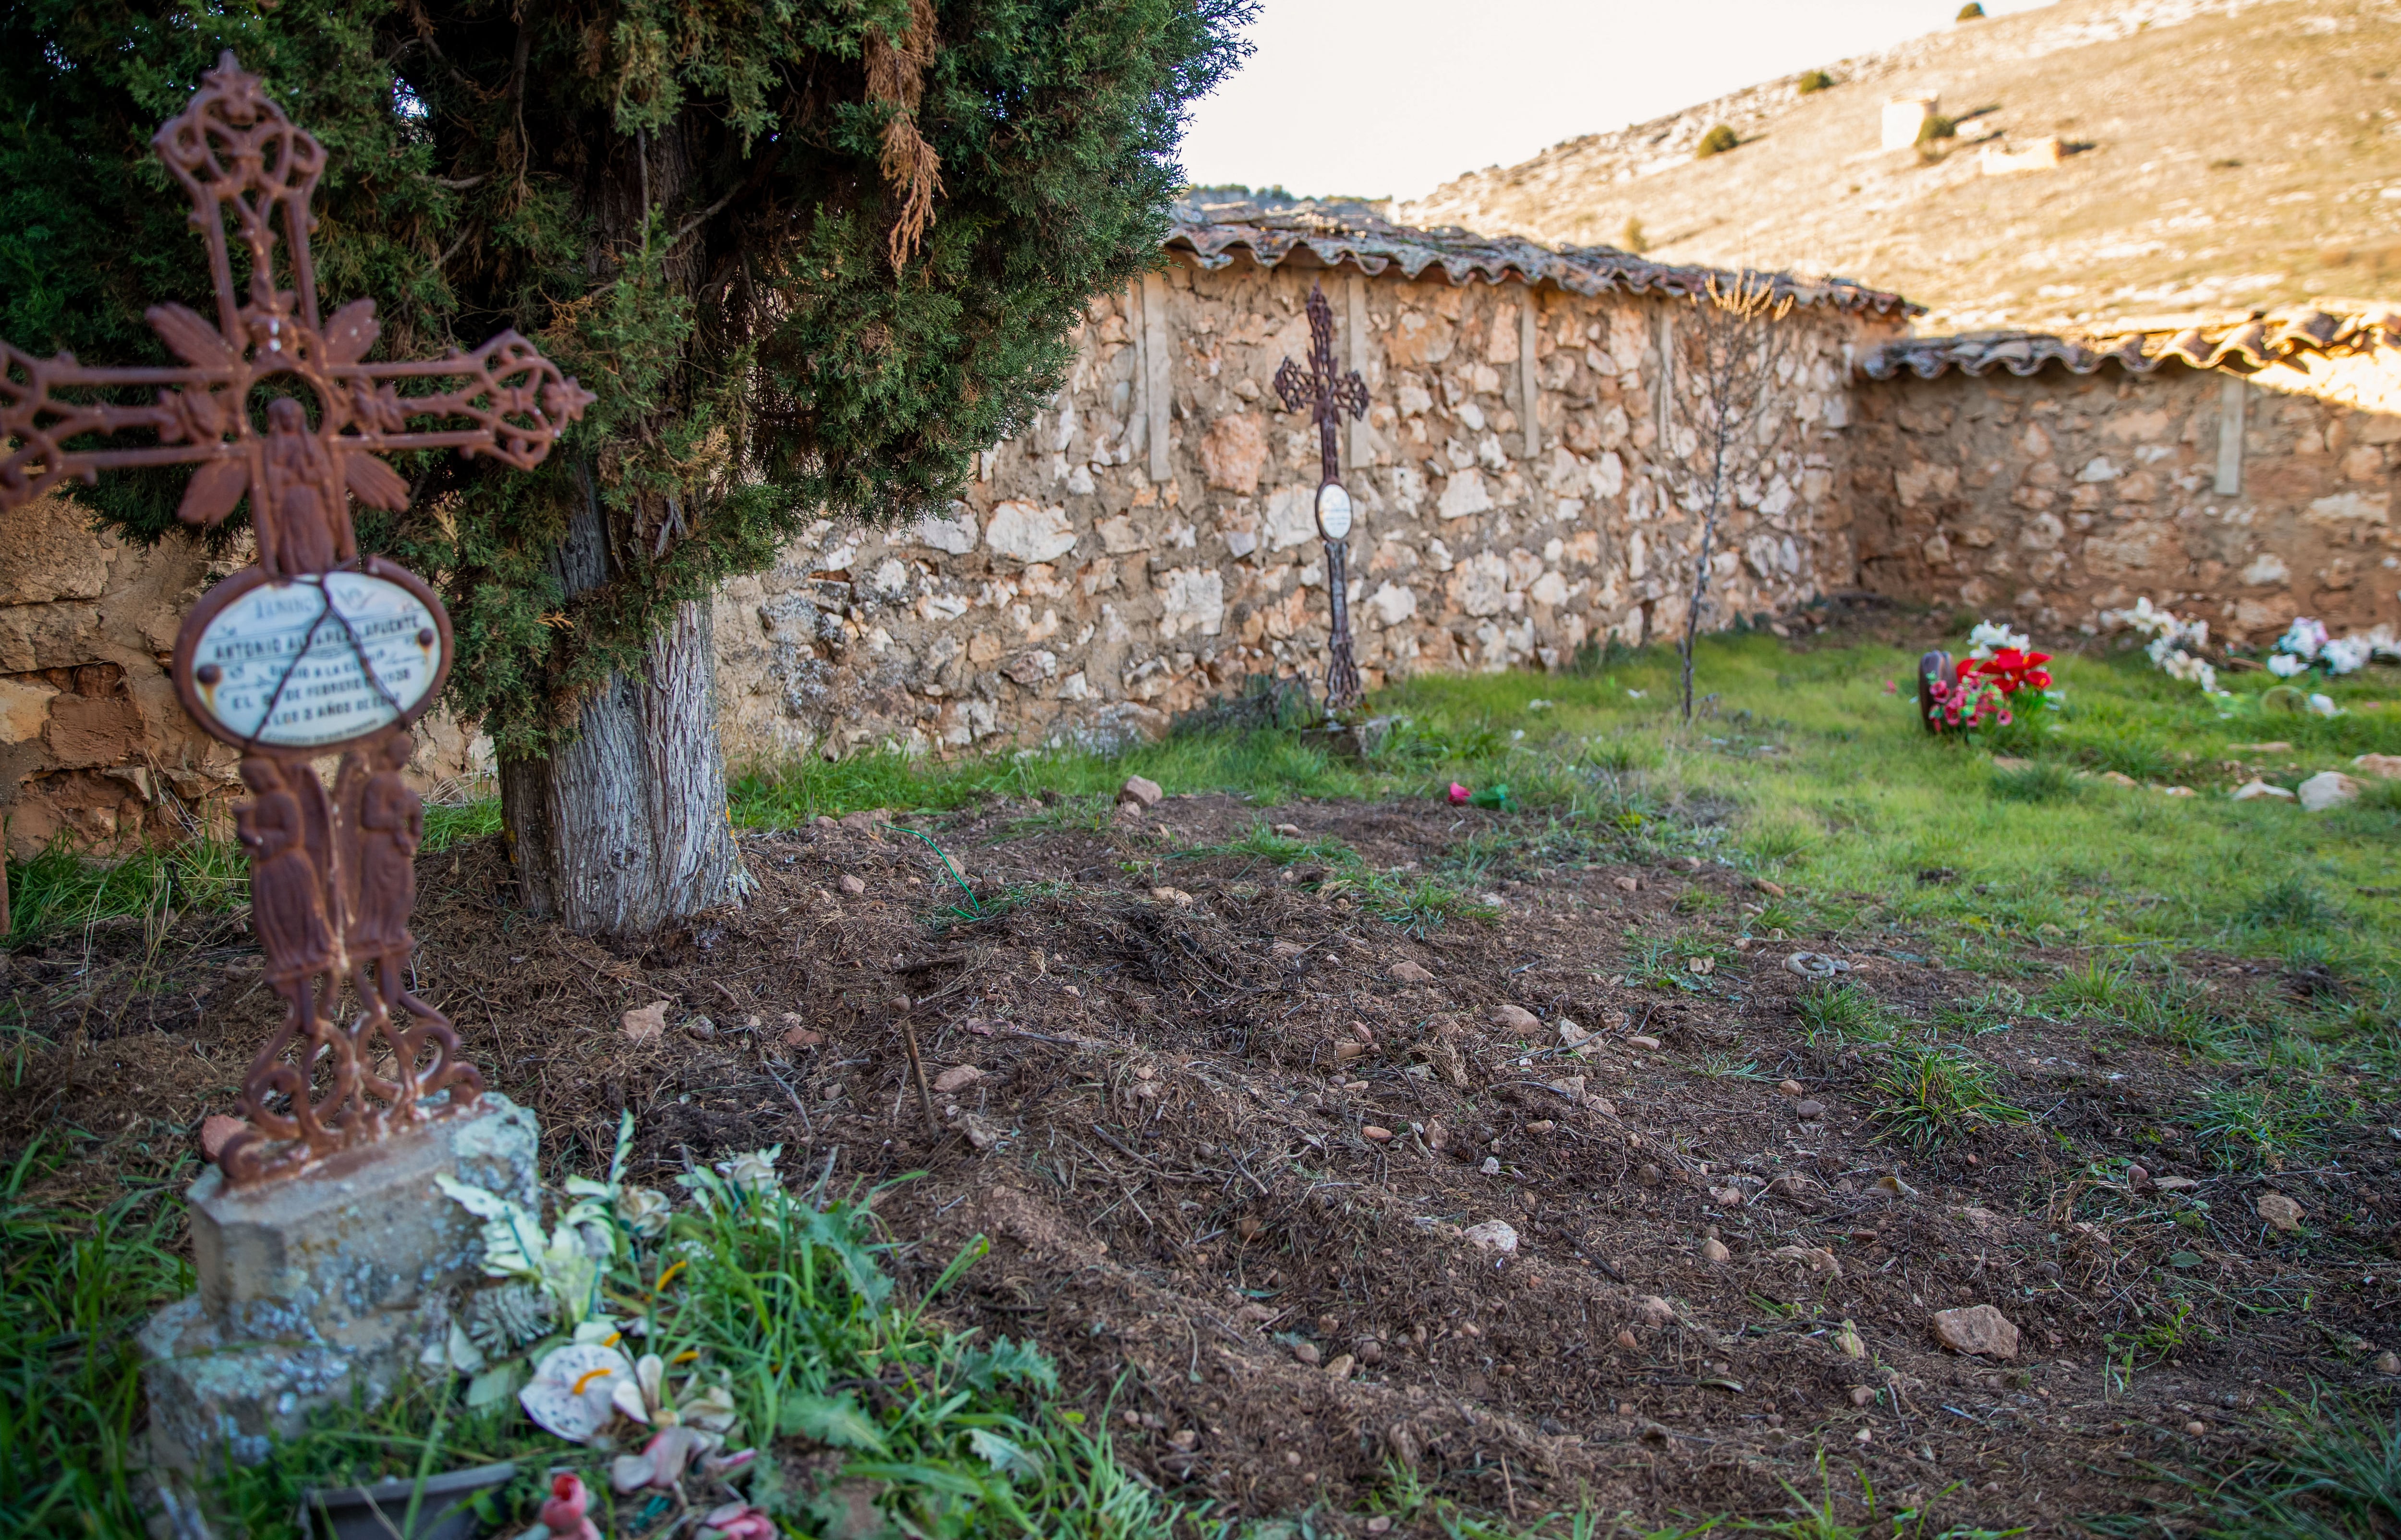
1273,281,1369,489
0,51,595,579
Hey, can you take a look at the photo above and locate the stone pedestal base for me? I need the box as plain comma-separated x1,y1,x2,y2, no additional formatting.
139,1094,539,1472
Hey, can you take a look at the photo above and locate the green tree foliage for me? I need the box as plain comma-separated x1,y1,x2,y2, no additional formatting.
1695,124,1740,158
1956,2,1986,18
1795,70,1835,95
0,0,1249,754
1619,217,1649,255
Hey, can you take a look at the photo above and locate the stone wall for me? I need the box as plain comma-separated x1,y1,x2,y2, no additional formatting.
1849,327,2401,639
712,255,1895,762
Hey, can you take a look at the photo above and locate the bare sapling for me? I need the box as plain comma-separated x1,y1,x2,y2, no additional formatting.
1669,271,1796,722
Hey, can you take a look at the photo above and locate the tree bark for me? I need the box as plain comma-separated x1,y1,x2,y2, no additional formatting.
499,468,738,934
497,119,738,935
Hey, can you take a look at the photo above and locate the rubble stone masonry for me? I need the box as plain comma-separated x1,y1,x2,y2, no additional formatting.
710,256,1889,765
1849,340,2400,640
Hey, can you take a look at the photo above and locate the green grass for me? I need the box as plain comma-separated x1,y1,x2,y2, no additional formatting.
1865,1042,2031,1152
2188,1393,2401,1538
0,1138,194,1540
3,836,246,945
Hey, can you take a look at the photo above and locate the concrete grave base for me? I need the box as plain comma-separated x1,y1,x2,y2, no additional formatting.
139,1093,539,1472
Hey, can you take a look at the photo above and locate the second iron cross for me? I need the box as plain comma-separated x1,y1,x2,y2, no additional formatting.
1274,280,1370,712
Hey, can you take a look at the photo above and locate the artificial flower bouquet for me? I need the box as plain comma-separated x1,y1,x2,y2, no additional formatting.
1918,620,2055,734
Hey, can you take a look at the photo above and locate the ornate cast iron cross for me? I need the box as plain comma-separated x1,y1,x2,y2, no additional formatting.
1274,281,1370,711
0,54,594,1185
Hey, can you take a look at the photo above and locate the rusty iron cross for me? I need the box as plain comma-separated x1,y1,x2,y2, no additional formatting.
0,54,594,1185
1273,281,1370,710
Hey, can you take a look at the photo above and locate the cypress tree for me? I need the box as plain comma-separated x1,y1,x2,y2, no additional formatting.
1,0,1249,930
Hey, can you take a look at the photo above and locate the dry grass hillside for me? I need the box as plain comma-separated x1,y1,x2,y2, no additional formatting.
1398,0,2401,333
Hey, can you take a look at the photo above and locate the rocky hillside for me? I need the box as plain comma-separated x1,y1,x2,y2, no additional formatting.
1397,0,2401,333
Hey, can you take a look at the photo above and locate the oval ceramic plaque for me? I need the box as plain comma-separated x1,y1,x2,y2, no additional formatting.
182,570,445,748
1315,481,1354,541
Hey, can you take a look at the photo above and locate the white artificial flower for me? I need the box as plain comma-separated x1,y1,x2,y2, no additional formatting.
1966,619,2032,659
713,1148,784,1196
2276,617,2328,660
2322,637,2372,675
2267,652,2308,678
619,1187,673,1238
521,1342,637,1444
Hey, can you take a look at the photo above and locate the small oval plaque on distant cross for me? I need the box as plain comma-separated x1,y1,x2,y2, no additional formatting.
175,565,449,751
1315,481,1354,541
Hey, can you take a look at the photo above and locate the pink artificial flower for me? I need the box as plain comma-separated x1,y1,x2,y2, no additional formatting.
539,1474,602,1540
1448,783,1470,805
701,1501,779,1540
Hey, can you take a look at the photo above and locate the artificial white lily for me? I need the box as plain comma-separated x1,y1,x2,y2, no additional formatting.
520,1342,637,1444
715,1147,783,1196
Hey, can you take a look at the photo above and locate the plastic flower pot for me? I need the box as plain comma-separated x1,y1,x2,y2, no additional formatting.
301,1460,518,1540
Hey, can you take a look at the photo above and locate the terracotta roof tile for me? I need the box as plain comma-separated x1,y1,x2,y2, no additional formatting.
1165,194,1920,318
1857,302,2401,380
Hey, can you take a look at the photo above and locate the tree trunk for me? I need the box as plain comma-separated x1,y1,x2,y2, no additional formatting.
499,470,737,934
497,119,738,935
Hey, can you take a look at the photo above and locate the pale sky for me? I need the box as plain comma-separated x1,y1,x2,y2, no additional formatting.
1179,0,2060,204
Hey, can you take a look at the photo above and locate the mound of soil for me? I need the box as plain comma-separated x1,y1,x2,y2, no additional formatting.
9,792,2398,1532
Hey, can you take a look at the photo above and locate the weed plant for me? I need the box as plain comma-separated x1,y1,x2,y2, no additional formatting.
1866,1042,2031,1151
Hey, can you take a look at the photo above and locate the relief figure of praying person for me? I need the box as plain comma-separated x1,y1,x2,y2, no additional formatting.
260,396,346,575
237,758,334,993
351,733,422,1007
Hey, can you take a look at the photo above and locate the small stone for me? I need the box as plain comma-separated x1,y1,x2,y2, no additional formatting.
1628,1034,1662,1051
1526,1119,1555,1133
960,1113,1003,1150
1326,1353,1356,1380
1753,878,1786,897
1274,822,1303,836
781,1016,824,1048
1389,959,1436,983
1931,1304,2020,1360
2151,1176,2198,1191
1366,1518,1393,1536
2101,770,2139,788
1149,886,1195,907
1356,1339,1384,1366
1490,1003,1540,1033
1701,1237,1731,1263
2126,1163,2150,1191
1834,1320,1866,1358
198,1114,246,1163
1555,1018,1589,1047
2231,779,2296,802
2184,1421,2207,1436
1633,1296,1675,1327
1425,1119,1450,1151
1362,1125,1394,1143
1613,876,1640,893
2374,1350,2401,1376
1462,1219,1520,1254
838,873,867,895
1637,1163,1662,1186
1688,956,1716,975
1117,774,1164,808
1615,1329,1640,1350
684,1015,716,1040
2352,753,2401,780
1849,1386,1877,1408
2297,771,2360,812
1169,1429,1199,1450
2256,1191,2304,1231
933,1065,985,1094
1237,1216,1263,1240
1291,1341,1322,1367
1795,1100,1826,1121
1479,1156,1503,1176
1778,1079,1805,1097
621,1000,669,1043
